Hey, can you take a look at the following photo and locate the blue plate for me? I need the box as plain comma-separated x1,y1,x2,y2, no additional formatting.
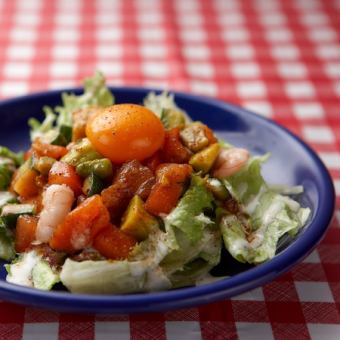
0,87,335,313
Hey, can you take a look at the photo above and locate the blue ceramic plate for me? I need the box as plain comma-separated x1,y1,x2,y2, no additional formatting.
0,88,335,313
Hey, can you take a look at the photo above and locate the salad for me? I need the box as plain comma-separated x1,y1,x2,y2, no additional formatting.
0,72,310,294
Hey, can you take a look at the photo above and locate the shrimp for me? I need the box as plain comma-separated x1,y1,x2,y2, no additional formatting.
36,184,74,243
213,148,250,179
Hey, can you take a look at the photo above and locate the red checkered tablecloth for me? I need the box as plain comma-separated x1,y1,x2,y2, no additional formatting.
0,0,340,338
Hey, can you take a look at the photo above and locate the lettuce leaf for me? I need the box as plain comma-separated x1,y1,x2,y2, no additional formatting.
55,71,114,127
0,146,24,166
28,71,114,143
144,91,183,117
164,177,215,244
60,230,171,294
220,155,311,264
161,177,221,287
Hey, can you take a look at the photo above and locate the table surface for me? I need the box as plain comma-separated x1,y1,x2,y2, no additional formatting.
0,0,340,339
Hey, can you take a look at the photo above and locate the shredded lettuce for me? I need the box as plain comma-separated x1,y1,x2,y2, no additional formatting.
28,71,114,144
220,155,311,264
144,91,182,117
55,71,114,127
164,176,215,244
0,147,24,167
144,91,191,128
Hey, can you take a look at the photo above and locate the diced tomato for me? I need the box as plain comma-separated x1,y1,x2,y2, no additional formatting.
49,195,110,253
161,128,192,164
145,163,192,215
15,215,38,253
202,124,217,144
20,194,43,214
12,168,39,199
93,225,137,260
32,140,68,159
48,161,82,195
101,160,155,222
24,149,33,161
143,151,162,173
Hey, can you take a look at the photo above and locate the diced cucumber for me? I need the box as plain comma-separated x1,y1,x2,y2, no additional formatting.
55,125,72,145
1,204,35,228
32,260,60,290
0,219,15,261
39,125,72,147
34,156,56,175
82,173,104,196
0,192,17,211
61,138,102,166
0,165,14,190
205,177,230,201
76,159,113,179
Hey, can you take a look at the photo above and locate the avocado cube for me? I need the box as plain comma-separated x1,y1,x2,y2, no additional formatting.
189,143,220,174
121,195,159,241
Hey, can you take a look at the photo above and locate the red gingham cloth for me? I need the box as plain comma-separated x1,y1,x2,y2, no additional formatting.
0,0,340,339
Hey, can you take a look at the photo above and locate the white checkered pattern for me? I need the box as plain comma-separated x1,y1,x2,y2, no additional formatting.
0,0,339,339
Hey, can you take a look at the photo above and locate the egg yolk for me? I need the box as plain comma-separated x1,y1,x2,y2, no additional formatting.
86,104,165,163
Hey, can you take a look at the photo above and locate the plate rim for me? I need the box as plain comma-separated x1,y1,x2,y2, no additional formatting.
0,86,335,313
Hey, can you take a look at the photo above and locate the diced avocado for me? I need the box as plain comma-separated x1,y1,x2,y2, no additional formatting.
61,138,102,166
189,143,220,174
32,260,60,290
0,192,17,211
180,122,210,152
161,108,186,129
34,156,56,175
205,177,231,201
0,220,15,261
1,204,35,228
76,159,113,179
121,195,159,241
82,173,105,196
